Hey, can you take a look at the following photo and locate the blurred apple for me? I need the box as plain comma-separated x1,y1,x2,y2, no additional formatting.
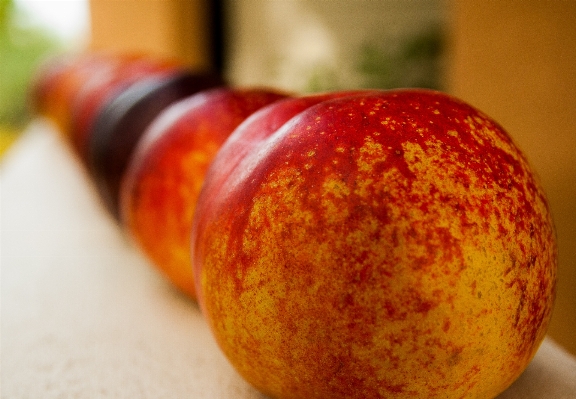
69,54,182,164
29,53,112,136
88,71,224,220
120,87,288,298
191,89,557,399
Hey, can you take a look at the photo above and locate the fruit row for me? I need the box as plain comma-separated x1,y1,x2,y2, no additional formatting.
30,52,556,399
30,52,284,298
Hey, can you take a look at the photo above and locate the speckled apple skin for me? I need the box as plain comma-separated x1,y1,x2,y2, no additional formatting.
120,88,288,299
192,90,557,399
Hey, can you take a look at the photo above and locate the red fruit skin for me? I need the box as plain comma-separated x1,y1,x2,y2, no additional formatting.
88,71,225,220
120,87,289,299
69,54,182,164
194,90,378,221
192,89,557,399
29,53,112,135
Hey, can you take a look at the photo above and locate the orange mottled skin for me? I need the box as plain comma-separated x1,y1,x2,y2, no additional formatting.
192,90,557,399
120,88,288,299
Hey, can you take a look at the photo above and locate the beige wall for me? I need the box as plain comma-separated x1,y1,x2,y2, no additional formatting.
89,0,212,70
448,0,576,355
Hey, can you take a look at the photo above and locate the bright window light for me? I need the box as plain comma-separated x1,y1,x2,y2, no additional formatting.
14,0,90,47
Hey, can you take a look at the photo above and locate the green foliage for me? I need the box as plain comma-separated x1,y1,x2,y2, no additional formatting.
306,64,340,93
304,25,446,93
356,25,445,90
0,0,60,130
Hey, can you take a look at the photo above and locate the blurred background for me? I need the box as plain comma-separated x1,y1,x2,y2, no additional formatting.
1,0,574,356
0,0,88,154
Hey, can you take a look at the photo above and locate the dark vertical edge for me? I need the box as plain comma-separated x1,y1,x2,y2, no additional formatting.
208,0,226,75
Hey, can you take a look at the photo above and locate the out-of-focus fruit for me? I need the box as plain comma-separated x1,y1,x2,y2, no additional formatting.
88,71,224,219
69,54,182,163
120,87,289,299
191,89,557,399
30,53,111,135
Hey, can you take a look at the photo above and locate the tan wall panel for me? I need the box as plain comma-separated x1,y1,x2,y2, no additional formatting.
448,0,576,355
89,0,211,69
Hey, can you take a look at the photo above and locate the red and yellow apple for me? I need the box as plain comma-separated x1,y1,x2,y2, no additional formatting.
120,87,289,299
191,89,557,399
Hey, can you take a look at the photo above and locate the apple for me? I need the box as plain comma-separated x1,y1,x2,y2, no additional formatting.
191,89,557,399
192,91,376,202
29,53,113,136
88,71,224,220
119,87,289,299
69,54,182,164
